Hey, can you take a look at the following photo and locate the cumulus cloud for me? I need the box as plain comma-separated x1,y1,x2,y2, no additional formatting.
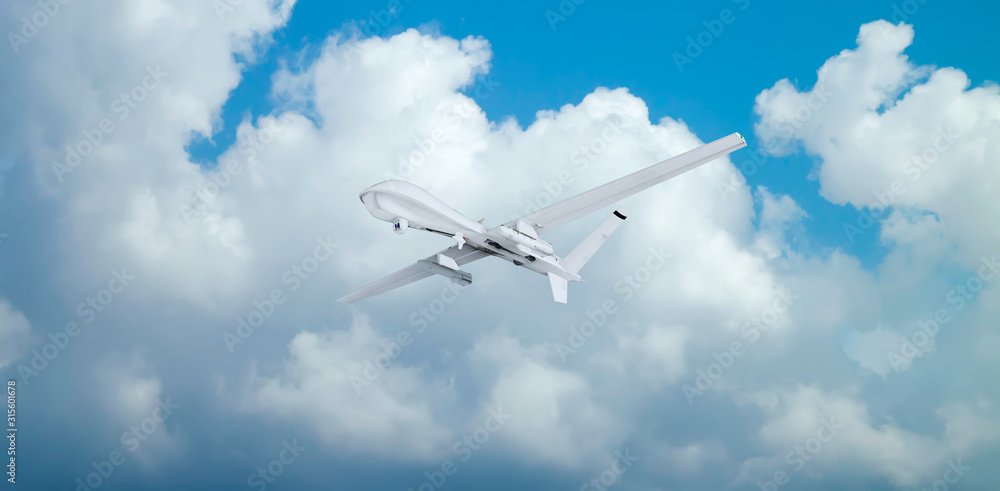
736,385,999,487
592,323,690,388
93,349,183,467
0,0,301,312
747,20,1000,486
469,329,625,468
1,1,997,487
139,22,921,484
754,20,1000,267
0,300,34,369
841,324,918,378
241,315,452,461
751,186,808,260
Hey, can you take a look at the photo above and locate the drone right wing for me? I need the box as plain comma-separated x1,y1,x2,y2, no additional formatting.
505,133,747,235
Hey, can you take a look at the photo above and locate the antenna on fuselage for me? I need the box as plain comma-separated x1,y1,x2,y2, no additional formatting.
338,175,365,191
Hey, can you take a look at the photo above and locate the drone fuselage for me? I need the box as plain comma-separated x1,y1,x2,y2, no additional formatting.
359,180,578,281
339,132,745,304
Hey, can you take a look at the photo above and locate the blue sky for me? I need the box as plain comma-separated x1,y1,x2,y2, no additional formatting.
1,0,999,490
189,0,1000,270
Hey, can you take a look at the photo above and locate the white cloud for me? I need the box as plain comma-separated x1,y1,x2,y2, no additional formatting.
752,186,808,260
0,0,299,310
841,324,916,378
2,3,997,487
241,315,452,461
93,349,183,467
737,385,999,487
469,329,625,468
214,27,904,477
643,440,728,476
0,300,34,370
601,324,690,388
754,20,1000,268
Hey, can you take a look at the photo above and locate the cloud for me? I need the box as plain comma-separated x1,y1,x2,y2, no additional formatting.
0,300,34,369
240,314,452,461
469,329,625,468
753,186,808,260
0,0,301,311
76,22,893,483
746,21,1000,484
592,323,690,388
754,20,1000,267
93,349,183,468
736,385,999,487
1,3,997,488
841,324,917,378
642,440,728,476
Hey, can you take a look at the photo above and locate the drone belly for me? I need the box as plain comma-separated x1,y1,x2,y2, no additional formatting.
509,251,577,281
496,225,554,255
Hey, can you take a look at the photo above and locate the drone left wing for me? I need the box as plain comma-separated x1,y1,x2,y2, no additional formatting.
336,246,489,303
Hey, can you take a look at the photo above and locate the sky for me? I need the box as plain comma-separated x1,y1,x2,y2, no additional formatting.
1,0,998,490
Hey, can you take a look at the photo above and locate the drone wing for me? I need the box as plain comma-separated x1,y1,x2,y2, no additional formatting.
336,245,489,303
505,133,746,235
